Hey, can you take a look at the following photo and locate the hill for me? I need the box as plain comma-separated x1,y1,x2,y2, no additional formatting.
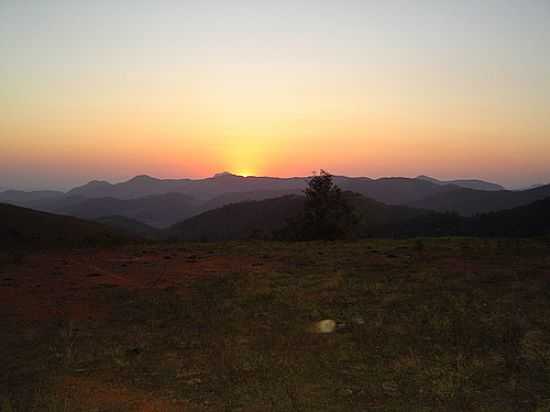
409,184,550,216
166,192,436,241
53,192,198,228
0,203,131,250
167,195,305,241
0,189,65,205
94,216,161,238
166,191,550,241
471,197,550,237
345,192,433,236
372,196,550,238
199,189,304,211
416,175,504,191
336,177,456,205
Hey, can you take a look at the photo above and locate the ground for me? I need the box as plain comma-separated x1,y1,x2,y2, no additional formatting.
1,238,550,411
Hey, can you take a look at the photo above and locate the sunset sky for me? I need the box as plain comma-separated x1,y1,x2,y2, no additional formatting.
1,0,549,190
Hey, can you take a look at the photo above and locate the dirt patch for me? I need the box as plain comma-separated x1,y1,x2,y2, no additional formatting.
2,240,550,411
54,375,192,412
0,247,269,322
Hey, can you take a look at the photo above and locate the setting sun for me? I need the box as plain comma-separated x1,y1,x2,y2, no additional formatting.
235,170,255,178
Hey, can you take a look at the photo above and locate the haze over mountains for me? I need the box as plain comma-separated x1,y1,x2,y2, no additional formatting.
410,184,550,216
167,192,550,241
3,189,550,246
1,172,549,234
167,192,435,241
415,175,505,191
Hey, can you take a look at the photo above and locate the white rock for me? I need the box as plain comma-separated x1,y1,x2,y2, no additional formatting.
312,319,337,334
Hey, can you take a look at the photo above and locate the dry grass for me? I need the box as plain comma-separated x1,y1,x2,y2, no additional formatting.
1,238,550,411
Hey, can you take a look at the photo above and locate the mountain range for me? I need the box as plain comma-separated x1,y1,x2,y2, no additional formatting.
3,189,550,247
410,184,550,216
415,175,505,191
169,191,550,241
1,173,549,229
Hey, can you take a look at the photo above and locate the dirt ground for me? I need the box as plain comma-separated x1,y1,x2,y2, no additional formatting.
1,239,550,411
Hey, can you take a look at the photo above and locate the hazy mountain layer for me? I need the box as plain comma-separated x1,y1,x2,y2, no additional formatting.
166,193,550,241
416,175,505,191
2,174,548,227
409,184,550,216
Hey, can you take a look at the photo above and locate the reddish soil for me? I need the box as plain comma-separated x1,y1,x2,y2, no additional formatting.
0,247,265,322
54,375,194,412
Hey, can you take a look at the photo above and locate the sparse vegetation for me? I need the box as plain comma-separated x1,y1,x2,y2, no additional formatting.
1,238,550,410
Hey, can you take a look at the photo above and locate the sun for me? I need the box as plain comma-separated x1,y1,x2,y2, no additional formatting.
235,169,254,177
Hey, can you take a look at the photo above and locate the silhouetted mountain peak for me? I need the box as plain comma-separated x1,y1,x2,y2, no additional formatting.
87,180,112,187
213,172,241,179
128,174,158,183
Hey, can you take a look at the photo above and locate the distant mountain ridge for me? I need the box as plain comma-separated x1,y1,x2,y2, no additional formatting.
0,190,65,205
416,175,505,191
409,184,550,216
94,215,161,238
3,192,550,246
53,192,198,228
67,173,307,200
66,173,457,204
1,173,456,226
166,192,433,241
2,173,548,227
166,192,550,241
168,195,306,241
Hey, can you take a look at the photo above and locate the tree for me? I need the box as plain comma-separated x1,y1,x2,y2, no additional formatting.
293,170,356,240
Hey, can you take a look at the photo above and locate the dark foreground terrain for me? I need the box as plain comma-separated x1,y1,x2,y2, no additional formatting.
1,238,550,411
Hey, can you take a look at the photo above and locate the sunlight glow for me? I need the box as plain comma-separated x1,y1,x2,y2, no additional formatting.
1,1,549,189
235,169,255,177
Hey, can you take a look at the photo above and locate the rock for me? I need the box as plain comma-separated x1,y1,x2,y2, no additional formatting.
312,319,337,334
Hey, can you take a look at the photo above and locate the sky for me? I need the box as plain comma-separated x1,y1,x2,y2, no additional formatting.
1,0,549,190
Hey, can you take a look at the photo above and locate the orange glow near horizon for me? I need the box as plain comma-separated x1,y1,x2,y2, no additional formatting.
1,2,549,189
